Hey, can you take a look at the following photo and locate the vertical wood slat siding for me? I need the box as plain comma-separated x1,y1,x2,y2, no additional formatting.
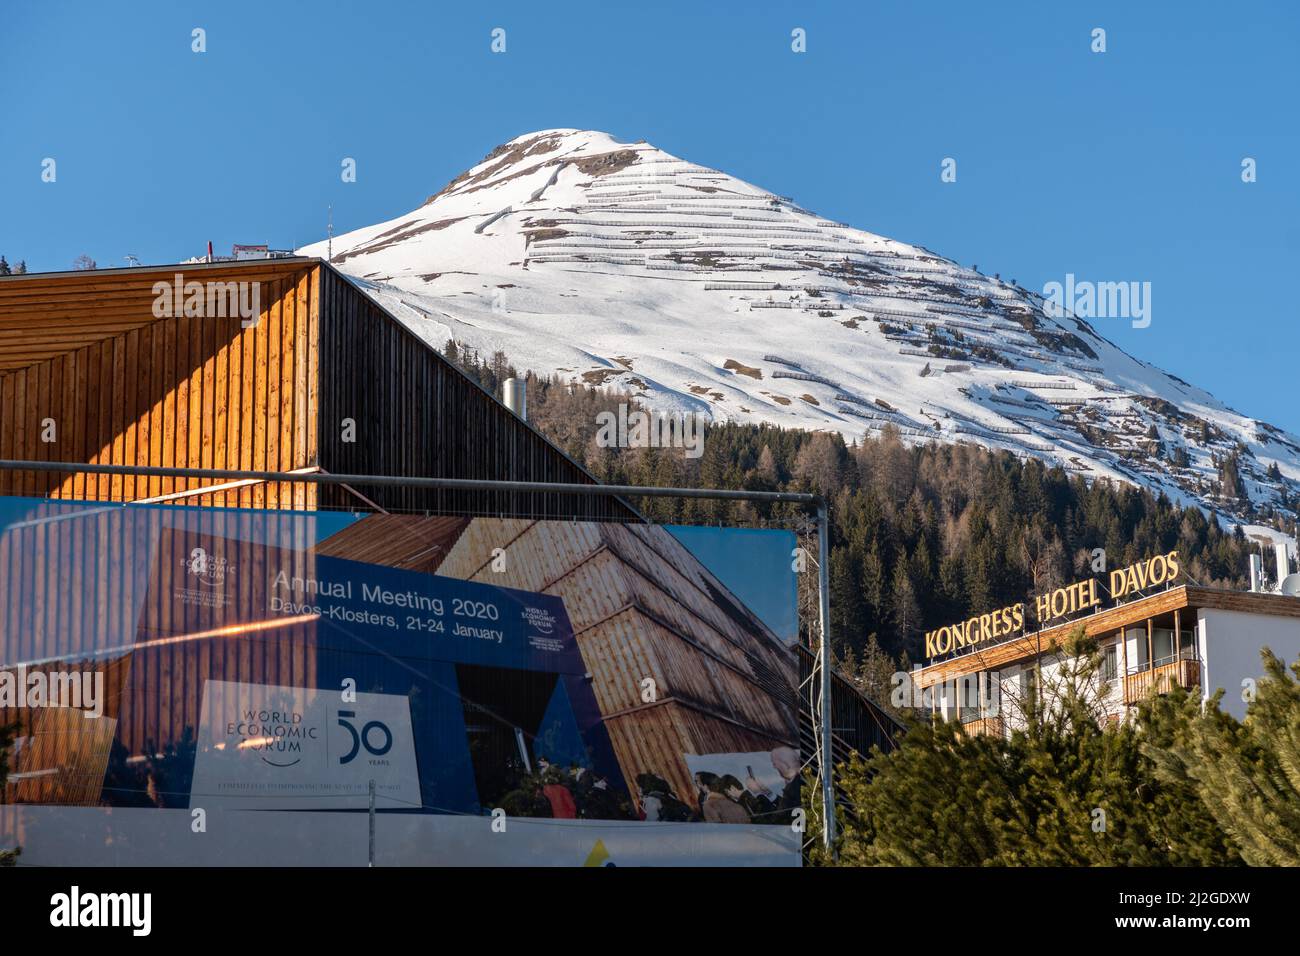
315,267,635,521
0,505,322,800
0,505,146,802
0,267,319,509
118,525,319,760
429,516,798,812
1,262,612,517
1,664,127,806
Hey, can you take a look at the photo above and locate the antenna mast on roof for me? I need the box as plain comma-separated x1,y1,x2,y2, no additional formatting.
327,205,334,263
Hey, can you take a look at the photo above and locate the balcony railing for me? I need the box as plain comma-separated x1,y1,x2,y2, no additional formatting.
1123,653,1201,705
960,716,1004,738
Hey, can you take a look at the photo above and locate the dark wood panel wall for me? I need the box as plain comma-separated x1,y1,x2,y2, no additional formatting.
316,266,634,520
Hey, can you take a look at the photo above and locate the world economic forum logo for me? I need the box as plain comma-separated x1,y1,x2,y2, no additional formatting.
183,546,234,589
522,605,557,636
337,710,393,765
226,705,317,768
223,706,395,769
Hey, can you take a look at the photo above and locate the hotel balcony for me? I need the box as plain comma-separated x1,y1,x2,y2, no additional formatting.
959,715,1004,738
1123,654,1202,705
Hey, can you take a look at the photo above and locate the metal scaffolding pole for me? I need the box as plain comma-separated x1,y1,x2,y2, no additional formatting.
817,500,836,851
0,458,838,851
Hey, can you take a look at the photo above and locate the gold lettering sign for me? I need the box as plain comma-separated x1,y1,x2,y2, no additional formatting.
924,603,1025,659
1110,550,1180,602
1035,577,1102,627
924,550,1181,660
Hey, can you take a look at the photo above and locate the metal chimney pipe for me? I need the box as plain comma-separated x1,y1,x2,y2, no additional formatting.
1250,553,1264,593
503,377,527,422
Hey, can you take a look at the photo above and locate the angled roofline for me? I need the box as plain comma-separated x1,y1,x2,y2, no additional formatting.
0,256,640,518
313,259,643,518
0,256,321,284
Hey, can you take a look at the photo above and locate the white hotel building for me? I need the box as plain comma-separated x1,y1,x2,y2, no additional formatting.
914,580,1300,734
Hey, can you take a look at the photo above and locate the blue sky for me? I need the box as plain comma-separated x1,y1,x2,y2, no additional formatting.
669,525,798,643
2,1,1296,430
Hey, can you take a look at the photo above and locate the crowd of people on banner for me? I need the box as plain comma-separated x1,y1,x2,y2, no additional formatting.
638,746,803,825
496,747,802,825
497,757,632,820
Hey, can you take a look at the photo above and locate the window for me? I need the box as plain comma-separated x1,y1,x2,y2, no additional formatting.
1126,626,1148,667
1153,628,1175,665
983,671,1001,717
1102,644,1119,682
957,675,980,722
957,672,1001,724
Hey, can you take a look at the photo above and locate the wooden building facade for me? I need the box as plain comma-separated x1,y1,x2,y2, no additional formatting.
0,260,896,829
0,258,627,518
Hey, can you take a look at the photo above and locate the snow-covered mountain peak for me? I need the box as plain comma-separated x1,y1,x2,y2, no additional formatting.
299,129,1299,531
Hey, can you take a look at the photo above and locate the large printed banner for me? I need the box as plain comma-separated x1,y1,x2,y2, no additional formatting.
0,497,801,866
156,531,585,672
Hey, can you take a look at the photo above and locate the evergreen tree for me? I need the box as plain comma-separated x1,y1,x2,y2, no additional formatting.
443,340,1264,664
860,546,887,648
1218,453,1248,503
816,630,1240,866
1150,650,1300,865
836,633,906,719
889,561,922,649
825,718,1010,866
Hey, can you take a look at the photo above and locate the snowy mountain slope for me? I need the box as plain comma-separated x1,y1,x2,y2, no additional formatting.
299,129,1299,527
